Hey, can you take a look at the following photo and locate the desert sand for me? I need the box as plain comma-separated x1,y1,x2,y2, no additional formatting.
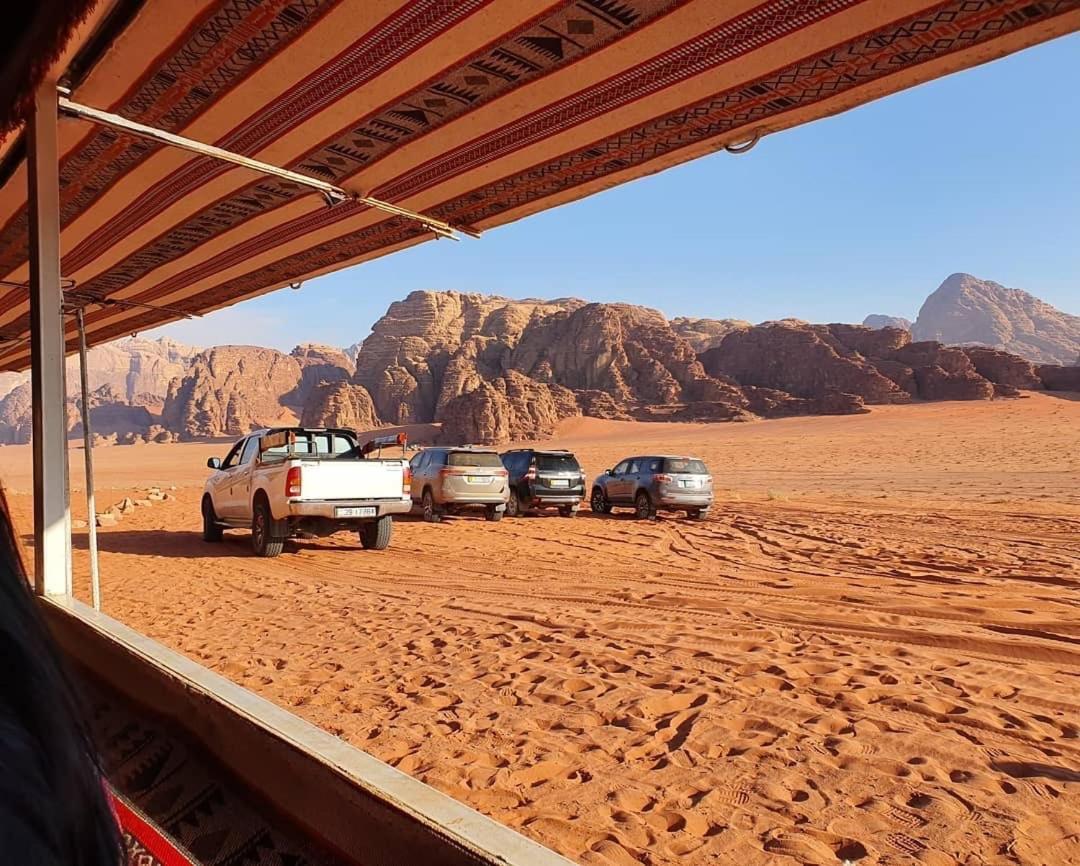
2,394,1078,865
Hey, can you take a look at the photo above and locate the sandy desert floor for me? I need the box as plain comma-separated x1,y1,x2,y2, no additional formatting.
2,394,1079,865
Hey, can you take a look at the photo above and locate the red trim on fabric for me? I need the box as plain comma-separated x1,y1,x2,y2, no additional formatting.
111,793,197,866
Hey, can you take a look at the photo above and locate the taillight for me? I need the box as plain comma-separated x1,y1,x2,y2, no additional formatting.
285,466,302,498
402,465,412,495
655,473,673,483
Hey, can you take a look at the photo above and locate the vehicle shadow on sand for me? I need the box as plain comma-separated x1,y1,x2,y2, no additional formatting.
65,530,290,559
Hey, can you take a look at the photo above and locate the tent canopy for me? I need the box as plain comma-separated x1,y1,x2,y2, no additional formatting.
1,0,1077,371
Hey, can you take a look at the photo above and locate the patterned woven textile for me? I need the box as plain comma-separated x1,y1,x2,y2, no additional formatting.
112,791,197,866
83,673,351,866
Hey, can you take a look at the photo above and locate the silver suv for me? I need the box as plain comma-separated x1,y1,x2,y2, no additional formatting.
409,447,509,522
591,455,713,520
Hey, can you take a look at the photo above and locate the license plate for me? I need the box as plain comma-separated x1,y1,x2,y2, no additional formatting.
680,479,699,488
549,478,570,488
466,476,490,484
336,506,376,518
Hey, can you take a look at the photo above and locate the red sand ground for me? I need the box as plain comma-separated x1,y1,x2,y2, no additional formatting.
2,394,1078,865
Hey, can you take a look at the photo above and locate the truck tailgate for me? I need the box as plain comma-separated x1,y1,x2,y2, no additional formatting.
294,459,404,501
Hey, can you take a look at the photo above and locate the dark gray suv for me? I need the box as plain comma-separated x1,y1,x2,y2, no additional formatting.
501,449,585,517
591,455,713,520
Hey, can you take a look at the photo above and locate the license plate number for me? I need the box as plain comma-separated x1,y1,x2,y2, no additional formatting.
336,506,376,518
466,476,489,484
680,479,699,488
550,478,570,488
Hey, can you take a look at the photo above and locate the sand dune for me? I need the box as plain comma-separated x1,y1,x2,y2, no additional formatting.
2,394,1078,865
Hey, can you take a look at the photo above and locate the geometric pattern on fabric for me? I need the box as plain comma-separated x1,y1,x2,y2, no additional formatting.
84,673,352,866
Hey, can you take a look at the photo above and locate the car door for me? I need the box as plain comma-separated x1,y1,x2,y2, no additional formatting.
207,439,244,518
607,459,633,503
409,451,428,502
220,436,260,519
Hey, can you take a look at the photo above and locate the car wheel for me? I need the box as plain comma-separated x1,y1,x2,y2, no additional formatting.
422,488,441,523
252,498,284,557
634,491,656,521
591,487,611,515
559,505,576,518
506,489,520,517
690,508,710,522
202,496,223,543
360,515,393,550
485,505,503,522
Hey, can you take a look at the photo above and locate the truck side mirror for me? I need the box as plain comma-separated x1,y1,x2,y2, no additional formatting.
207,457,222,470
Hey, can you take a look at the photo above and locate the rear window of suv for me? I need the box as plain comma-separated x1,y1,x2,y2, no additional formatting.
537,453,580,472
448,451,503,467
664,458,707,474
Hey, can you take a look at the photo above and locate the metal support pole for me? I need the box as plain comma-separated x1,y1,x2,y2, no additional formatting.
28,82,71,596
75,308,100,610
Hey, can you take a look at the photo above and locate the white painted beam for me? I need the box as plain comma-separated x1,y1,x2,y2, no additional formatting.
28,82,71,596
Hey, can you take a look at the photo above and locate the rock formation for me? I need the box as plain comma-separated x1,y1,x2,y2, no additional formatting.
863,314,912,331
161,346,303,439
911,273,1080,365
440,372,581,445
300,381,381,431
353,290,582,424
0,383,33,445
1038,363,1080,392
699,321,909,404
671,316,750,351
289,343,355,406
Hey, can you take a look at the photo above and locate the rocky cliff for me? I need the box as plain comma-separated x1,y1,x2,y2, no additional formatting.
911,273,1080,365
161,346,304,439
353,290,582,424
671,316,750,351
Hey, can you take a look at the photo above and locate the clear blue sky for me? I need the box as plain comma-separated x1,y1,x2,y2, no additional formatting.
153,32,1080,352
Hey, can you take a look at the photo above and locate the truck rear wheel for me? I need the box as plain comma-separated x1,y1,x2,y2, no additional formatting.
252,498,285,558
360,515,393,550
202,496,223,543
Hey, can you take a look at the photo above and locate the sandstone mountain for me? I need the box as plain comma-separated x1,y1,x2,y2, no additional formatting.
670,316,750,351
163,347,300,439
863,314,911,331
0,336,198,444
351,291,759,443
0,336,197,403
911,273,1080,365
3,284,1077,448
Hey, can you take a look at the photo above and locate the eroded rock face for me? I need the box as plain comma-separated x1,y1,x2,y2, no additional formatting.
1038,363,1080,391
671,316,750,352
700,321,908,404
353,290,581,424
510,303,707,405
161,346,302,439
439,372,580,445
912,273,1080,365
352,292,763,443
300,381,381,431
963,347,1043,390
290,343,355,406
0,383,32,444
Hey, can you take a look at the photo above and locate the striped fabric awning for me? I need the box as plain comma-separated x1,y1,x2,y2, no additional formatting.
0,0,1077,371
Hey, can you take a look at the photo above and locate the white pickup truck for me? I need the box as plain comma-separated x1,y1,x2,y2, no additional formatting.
201,428,412,556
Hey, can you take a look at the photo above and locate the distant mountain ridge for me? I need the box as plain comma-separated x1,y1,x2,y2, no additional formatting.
911,273,1079,365
1,279,1077,446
